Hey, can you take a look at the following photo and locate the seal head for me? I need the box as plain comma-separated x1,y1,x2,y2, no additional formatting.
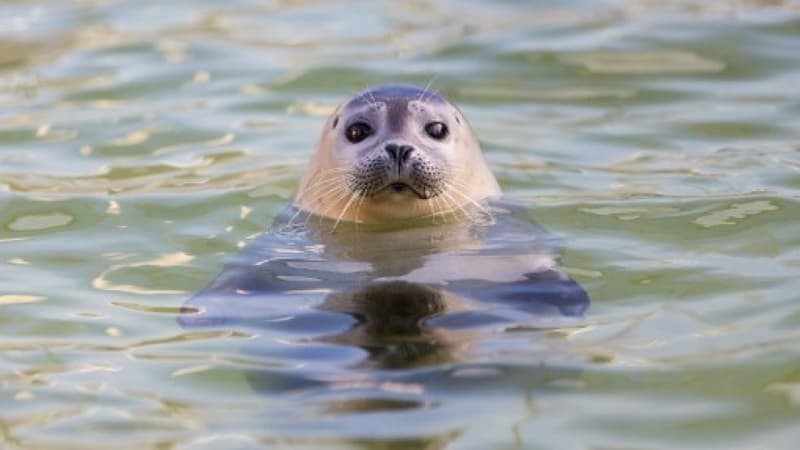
294,84,501,224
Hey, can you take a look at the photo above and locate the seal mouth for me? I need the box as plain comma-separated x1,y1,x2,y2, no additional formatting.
389,182,408,193
376,181,433,199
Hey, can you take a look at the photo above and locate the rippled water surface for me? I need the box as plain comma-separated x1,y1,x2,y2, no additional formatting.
2,1,800,449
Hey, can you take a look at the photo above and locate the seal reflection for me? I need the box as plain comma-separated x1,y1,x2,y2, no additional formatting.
318,281,472,369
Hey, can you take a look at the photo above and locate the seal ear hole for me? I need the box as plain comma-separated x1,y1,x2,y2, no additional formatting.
454,114,461,125
332,116,339,129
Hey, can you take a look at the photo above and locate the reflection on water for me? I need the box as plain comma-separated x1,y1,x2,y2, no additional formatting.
318,281,472,369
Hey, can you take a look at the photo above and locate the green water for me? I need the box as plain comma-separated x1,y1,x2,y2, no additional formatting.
2,1,800,449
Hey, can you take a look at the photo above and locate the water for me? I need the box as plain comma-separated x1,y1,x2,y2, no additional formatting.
1,1,799,448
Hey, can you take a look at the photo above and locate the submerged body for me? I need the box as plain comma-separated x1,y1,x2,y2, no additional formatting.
183,200,588,367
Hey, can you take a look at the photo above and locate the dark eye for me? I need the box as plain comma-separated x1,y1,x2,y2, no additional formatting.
424,122,448,140
345,122,372,143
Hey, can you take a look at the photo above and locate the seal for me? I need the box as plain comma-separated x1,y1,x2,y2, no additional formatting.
293,84,502,224
181,83,589,371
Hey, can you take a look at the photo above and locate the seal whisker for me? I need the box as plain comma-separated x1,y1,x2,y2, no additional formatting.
318,188,351,216
305,175,350,191
418,74,439,102
298,170,349,192
286,207,307,229
427,193,438,224
354,195,366,231
331,191,360,233
366,89,378,108
432,190,453,222
308,175,347,188
303,178,348,193
440,183,469,218
295,177,350,213
301,173,352,194
303,185,352,228
440,189,472,222
436,195,457,223
445,182,493,220
429,195,440,223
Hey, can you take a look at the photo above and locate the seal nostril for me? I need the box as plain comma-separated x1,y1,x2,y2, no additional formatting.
385,143,399,162
385,143,414,165
398,145,413,164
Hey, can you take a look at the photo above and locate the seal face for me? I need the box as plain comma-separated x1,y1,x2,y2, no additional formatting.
343,86,450,200
295,84,502,224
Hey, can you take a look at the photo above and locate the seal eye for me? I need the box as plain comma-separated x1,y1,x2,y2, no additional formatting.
345,122,372,143
424,122,448,140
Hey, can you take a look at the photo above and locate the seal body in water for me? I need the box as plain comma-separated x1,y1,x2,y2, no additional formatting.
182,84,589,368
